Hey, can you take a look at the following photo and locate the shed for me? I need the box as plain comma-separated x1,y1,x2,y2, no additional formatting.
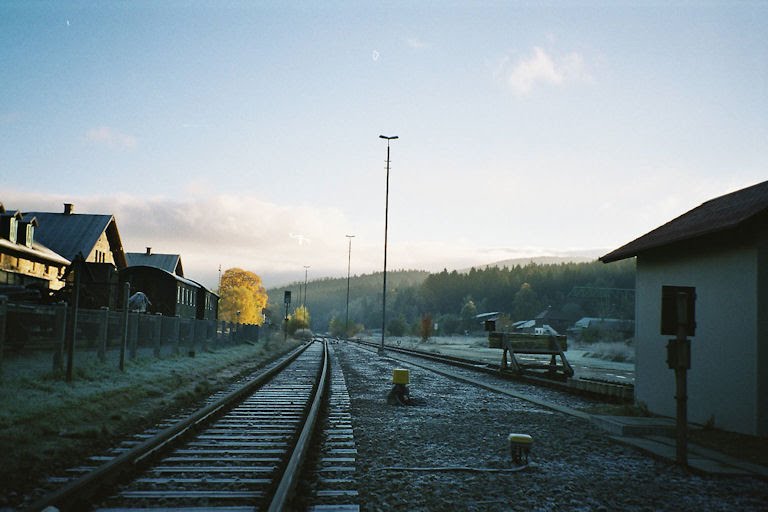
601,180,768,436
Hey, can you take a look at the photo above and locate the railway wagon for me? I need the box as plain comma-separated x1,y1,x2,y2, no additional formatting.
119,265,202,319
191,279,219,321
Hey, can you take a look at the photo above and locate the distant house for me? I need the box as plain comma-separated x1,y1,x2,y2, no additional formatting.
25,203,127,308
474,311,499,329
126,247,184,276
0,204,69,290
535,306,579,334
601,180,768,436
567,317,634,341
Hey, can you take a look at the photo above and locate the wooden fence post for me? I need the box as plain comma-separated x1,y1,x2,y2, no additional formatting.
172,316,180,355
98,307,109,362
201,319,209,352
0,295,6,375
120,282,129,371
129,313,138,360
153,313,162,358
53,302,67,372
66,255,83,383
188,319,196,356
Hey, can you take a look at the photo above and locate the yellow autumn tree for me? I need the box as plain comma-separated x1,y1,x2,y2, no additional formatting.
218,268,268,324
287,305,311,334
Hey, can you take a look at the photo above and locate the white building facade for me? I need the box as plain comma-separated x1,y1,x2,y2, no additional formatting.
602,180,768,436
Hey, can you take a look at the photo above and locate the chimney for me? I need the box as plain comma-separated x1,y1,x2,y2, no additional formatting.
146,247,152,255
64,203,74,215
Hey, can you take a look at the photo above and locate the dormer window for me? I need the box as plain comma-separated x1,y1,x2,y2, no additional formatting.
16,218,37,248
1,215,18,244
25,223,34,248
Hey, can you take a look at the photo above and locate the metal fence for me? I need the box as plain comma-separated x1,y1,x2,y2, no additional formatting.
0,295,259,381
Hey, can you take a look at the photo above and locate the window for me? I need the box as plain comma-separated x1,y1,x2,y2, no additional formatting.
25,224,34,247
8,217,17,244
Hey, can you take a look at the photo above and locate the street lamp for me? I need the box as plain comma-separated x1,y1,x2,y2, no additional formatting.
379,134,398,354
303,265,310,307
345,234,355,336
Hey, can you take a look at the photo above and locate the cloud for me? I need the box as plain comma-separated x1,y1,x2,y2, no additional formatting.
1,190,367,288
405,37,428,49
499,46,591,95
3,189,591,289
85,126,137,149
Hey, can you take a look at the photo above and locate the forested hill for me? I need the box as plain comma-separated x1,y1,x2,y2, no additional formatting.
265,270,430,332
265,260,635,336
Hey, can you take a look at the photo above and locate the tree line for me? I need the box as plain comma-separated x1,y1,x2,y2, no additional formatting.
265,259,635,337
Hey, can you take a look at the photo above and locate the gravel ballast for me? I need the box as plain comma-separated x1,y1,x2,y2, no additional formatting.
336,342,767,511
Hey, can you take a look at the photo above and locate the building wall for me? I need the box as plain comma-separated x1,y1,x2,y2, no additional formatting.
0,253,65,289
636,245,764,435
87,232,115,265
757,231,768,436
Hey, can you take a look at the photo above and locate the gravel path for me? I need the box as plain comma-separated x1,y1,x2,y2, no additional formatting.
336,342,768,511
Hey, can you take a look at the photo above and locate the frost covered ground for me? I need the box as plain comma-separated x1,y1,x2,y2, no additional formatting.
0,336,300,509
361,334,636,383
337,342,768,511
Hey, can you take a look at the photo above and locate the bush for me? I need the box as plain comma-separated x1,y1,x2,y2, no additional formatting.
292,328,314,341
438,314,461,335
582,341,635,363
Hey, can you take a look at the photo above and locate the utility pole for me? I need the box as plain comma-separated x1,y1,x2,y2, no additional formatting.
303,265,310,307
379,134,398,355
345,234,355,336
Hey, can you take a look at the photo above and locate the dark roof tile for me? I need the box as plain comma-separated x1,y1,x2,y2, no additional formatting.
24,211,121,263
126,252,183,275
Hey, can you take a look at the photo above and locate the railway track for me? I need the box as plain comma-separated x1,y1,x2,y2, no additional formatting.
349,338,633,402
29,339,333,512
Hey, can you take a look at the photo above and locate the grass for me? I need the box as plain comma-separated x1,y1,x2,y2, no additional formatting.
0,334,301,507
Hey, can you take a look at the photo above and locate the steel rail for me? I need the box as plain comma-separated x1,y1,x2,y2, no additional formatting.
27,342,312,512
351,338,633,399
268,338,330,511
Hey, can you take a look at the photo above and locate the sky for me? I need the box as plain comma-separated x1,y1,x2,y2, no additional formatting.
2,1,767,289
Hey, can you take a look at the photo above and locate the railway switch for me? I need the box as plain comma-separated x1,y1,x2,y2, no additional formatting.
508,433,533,464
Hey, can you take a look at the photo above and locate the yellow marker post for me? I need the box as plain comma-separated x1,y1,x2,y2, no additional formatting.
508,433,533,464
392,368,410,385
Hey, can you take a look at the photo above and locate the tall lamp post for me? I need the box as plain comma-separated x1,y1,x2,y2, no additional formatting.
379,134,398,354
345,234,355,336
303,265,310,308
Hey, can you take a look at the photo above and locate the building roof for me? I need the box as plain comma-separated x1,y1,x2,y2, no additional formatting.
0,206,70,266
0,238,70,267
25,210,127,267
601,180,768,263
120,265,201,289
126,250,184,276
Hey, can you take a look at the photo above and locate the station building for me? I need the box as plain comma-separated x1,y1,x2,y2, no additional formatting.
601,180,768,436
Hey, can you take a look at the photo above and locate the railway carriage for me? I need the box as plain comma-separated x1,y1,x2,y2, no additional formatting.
119,265,217,320
191,279,219,321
